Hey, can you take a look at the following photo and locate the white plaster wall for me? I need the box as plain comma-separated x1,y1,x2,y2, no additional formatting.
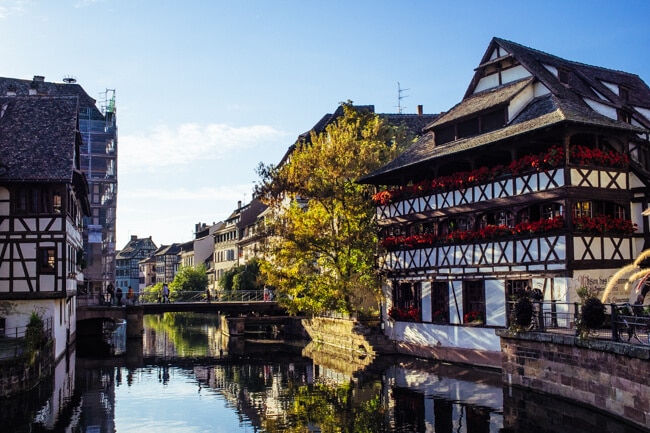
449,280,463,325
501,64,530,84
387,321,501,352
0,298,70,359
542,63,558,77
474,74,500,93
485,279,506,327
583,98,618,120
635,106,650,121
508,83,535,122
601,81,619,95
421,281,431,322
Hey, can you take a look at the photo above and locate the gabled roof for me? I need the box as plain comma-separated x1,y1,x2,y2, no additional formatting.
479,38,650,112
0,76,102,119
0,96,81,182
239,198,268,228
277,104,439,168
360,38,650,185
155,243,181,256
116,236,158,259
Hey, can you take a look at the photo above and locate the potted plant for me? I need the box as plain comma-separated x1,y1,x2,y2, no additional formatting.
576,287,606,338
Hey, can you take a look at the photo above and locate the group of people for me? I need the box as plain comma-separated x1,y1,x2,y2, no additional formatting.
104,284,137,306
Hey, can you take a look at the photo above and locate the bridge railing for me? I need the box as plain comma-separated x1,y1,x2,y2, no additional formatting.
77,290,269,306
165,290,265,303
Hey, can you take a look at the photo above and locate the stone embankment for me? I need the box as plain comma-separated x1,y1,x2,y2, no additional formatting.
0,340,54,398
302,317,395,355
498,330,650,429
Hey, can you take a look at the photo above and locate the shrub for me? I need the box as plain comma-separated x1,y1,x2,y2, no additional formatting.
25,312,45,351
512,297,533,330
581,297,606,329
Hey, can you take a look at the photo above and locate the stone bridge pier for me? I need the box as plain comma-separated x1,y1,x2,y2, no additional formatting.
76,305,144,338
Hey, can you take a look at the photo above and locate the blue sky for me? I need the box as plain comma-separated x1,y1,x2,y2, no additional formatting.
1,0,649,249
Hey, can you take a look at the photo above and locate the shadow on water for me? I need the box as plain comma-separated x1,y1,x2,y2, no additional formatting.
1,312,647,432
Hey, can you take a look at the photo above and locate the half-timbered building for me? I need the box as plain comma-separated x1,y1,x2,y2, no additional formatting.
359,38,650,367
0,96,90,360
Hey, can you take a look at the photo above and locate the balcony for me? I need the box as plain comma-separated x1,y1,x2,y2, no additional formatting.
373,145,629,222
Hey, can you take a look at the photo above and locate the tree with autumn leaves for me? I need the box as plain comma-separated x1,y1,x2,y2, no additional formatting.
255,102,415,315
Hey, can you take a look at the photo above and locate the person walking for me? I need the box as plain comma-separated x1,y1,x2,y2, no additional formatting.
162,283,170,304
116,287,123,306
107,283,115,306
127,286,135,305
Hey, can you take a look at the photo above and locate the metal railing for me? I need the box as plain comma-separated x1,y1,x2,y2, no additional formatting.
0,317,53,360
76,290,268,306
506,300,650,345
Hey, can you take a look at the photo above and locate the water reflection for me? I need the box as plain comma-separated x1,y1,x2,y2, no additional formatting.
0,312,645,432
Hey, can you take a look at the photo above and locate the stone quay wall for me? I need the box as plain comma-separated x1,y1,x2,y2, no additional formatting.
301,317,396,357
0,340,55,398
498,330,650,429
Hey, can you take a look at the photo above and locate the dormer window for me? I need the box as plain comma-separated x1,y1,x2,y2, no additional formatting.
620,86,629,102
558,68,569,84
434,107,506,145
619,109,632,124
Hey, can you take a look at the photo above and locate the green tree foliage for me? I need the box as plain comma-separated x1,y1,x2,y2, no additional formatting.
170,265,208,300
255,102,414,315
141,282,163,303
219,258,262,291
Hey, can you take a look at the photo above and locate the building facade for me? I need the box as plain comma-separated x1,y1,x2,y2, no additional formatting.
0,95,90,360
213,202,247,291
154,243,181,284
115,235,157,295
360,38,650,367
0,75,118,297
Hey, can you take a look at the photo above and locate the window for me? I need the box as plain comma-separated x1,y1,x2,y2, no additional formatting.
478,210,514,228
431,282,449,323
38,247,56,274
542,203,563,219
391,281,421,321
463,280,485,324
506,279,530,299
573,201,592,218
444,217,471,234
614,204,626,220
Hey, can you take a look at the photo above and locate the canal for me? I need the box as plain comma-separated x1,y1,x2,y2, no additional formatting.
0,312,644,432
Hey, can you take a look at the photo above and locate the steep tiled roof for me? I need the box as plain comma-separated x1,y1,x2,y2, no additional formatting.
0,96,80,182
156,243,181,256
360,38,650,185
277,104,439,168
239,198,267,228
489,38,650,112
0,76,101,118
116,237,157,259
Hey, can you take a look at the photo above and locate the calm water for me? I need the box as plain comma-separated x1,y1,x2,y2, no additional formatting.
0,313,645,433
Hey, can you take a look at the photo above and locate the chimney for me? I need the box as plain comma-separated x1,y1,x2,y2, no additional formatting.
237,200,242,209
417,105,423,116
131,235,137,241
32,75,45,82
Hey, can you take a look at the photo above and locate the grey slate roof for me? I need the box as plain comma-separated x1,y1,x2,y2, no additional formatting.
0,76,102,119
0,96,81,182
116,236,158,260
277,104,439,168
239,198,268,228
359,37,650,185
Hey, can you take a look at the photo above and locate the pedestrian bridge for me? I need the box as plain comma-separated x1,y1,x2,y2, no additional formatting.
76,290,287,337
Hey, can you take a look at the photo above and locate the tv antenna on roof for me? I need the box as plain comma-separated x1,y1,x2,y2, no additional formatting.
396,82,409,114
